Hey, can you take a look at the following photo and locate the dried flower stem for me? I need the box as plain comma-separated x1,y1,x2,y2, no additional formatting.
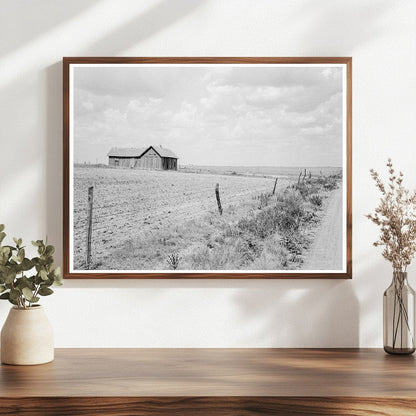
366,158,416,272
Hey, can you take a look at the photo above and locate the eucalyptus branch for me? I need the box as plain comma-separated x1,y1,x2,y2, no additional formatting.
0,225,62,309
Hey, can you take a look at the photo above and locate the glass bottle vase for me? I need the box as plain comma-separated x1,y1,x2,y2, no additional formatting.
383,271,416,355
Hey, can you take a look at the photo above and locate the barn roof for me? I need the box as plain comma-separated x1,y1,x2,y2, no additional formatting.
107,147,146,157
150,145,178,159
108,145,178,159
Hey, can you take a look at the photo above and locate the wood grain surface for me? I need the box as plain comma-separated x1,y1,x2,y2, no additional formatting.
0,348,415,415
1,397,416,416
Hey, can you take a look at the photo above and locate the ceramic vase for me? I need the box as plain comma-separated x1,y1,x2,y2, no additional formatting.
1,305,54,365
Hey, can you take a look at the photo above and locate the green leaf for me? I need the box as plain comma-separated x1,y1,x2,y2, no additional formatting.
20,258,33,271
42,276,54,287
52,266,61,278
32,240,43,247
0,224,4,232
13,237,22,248
34,274,43,285
17,248,25,262
22,287,34,301
9,288,21,301
39,269,48,281
0,291,17,306
0,232,6,244
0,246,10,255
8,297,18,306
52,267,63,285
43,256,54,266
17,276,35,290
45,245,55,256
2,271,17,284
0,286,7,294
38,287,53,296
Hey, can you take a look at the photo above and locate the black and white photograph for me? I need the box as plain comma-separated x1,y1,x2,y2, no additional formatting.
65,58,351,278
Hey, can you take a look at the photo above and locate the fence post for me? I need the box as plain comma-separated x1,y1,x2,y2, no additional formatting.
215,183,223,215
272,177,278,195
86,186,94,269
297,170,302,188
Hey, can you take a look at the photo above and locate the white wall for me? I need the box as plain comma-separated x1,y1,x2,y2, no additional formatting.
1,0,415,347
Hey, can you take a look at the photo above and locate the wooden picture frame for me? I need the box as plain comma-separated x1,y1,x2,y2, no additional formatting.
63,57,352,279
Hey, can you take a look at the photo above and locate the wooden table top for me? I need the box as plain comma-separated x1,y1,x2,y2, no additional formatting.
1,348,415,398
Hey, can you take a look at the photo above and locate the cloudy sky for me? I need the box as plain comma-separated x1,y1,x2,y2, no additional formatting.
73,64,344,167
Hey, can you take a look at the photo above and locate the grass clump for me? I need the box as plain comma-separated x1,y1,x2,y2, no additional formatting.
256,192,272,210
310,194,323,207
233,174,340,268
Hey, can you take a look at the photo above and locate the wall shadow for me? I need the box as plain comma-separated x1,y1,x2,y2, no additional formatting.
0,0,101,56
288,0,393,52
83,0,204,55
232,279,359,347
0,0,100,56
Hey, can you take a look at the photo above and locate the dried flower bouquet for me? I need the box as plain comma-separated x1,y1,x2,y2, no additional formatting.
367,159,416,353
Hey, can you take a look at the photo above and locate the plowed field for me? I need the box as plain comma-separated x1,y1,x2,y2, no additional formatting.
72,167,288,269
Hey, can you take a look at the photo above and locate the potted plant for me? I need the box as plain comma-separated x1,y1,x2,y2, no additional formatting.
367,159,416,354
0,224,62,365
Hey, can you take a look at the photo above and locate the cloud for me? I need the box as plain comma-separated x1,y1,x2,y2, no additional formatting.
72,64,344,166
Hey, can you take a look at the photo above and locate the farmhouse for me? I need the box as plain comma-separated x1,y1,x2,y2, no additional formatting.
107,145,178,170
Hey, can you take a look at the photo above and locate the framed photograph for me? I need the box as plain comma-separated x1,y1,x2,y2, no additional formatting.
63,57,352,279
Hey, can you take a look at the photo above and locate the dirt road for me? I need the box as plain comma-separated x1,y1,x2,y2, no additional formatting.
303,186,343,271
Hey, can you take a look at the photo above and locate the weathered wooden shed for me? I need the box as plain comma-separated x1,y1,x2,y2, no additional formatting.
107,145,178,170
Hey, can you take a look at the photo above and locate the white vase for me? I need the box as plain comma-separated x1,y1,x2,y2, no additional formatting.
1,305,54,365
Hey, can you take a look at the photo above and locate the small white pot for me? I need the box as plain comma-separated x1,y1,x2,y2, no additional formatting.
1,305,54,365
